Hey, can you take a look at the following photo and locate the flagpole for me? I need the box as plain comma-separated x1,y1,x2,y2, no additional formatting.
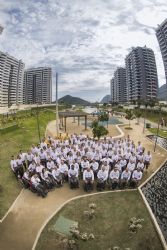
56,72,59,137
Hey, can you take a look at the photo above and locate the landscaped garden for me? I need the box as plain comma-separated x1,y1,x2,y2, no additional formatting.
36,191,163,250
148,128,167,138
0,109,55,219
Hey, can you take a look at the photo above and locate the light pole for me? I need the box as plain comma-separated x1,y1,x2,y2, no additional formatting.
154,106,161,152
143,102,147,133
56,72,59,137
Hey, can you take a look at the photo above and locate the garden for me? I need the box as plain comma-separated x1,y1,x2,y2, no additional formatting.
36,191,163,250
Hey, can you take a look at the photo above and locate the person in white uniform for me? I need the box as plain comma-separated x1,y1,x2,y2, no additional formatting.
96,166,108,191
68,165,79,189
120,168,131,188
109,167,120,190
83,167,94,192
131,168,143,187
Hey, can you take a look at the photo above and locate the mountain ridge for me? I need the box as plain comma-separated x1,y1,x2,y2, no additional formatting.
55,95,91,105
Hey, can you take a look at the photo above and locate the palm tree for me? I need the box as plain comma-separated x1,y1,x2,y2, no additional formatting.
125,110,135,128
135,109,142,124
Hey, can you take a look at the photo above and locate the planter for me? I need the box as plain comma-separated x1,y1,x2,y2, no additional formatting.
146,123,151,128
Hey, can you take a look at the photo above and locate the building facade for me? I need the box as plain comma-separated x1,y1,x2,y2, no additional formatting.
125,46,158,102
156,19,167,84
0,25,3,34
0,51,25,107
23,67,52,104
110,67,127,103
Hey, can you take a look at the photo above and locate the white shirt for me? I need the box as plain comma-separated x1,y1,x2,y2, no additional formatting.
121,170,131,180
41,170,51,180
132,170,142,180
36,164,44,173
109,170,119,180
31,176,41,187
52,169,61,179
83,170,94,181
97,170,108,181
23,172,30,180
10,159,17,171
39,152,47,160
137,162,144,170
81,160,89,171
68,169,78,178
127,162,135,172
69,163,79,172
120,159,127,168
129,155,137,164
47,161,55,170
16,159,23,166
26,153,33,162
59,163,68,173
51,151,57,160
91,161,99,171
144,154,152,162
19,153,26,162
28,163,36,172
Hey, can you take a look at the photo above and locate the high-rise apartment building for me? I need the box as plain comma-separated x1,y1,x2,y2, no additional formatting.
110,67,127,103
156,19,167,84
0,25,3,34
125,46,158,102
110,79,114,103
23,67,52,104
0,51,25,107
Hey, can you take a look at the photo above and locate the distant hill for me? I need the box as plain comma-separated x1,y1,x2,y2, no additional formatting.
100,95,111,103
57,95,91,106
158,84,167,101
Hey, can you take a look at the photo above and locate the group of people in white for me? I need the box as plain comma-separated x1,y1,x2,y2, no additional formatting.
10,133,152,197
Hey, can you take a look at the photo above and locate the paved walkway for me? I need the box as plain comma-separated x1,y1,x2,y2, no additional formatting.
0,118,167,250
46,116,121,138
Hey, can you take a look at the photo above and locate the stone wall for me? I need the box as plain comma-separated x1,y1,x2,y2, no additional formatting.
142,161,167,242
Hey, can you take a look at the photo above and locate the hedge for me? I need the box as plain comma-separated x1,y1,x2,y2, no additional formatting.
0,124,19,134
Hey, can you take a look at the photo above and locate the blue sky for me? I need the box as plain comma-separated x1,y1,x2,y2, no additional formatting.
0,0,167,102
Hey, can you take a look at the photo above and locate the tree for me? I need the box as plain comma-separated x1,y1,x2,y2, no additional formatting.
91,120,109,139
135,109,142,124
98,112,109,127
125,110,135,128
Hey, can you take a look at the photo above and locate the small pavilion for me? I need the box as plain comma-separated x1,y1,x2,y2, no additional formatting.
58,111,88,132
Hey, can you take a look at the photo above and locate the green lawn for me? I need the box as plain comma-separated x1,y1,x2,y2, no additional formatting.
36,191,163,250
0,110,55,219
148,128,167,138
140,109,167,124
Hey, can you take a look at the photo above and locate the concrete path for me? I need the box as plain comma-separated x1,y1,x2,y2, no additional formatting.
0,185,85,250
0,118,167,250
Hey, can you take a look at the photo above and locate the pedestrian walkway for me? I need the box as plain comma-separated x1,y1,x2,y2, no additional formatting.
0,119,166,250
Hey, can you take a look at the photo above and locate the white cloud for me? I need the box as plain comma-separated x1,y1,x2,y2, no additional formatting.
0,0,166,101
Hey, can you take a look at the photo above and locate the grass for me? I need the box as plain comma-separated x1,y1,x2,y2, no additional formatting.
36,191,163,250
140,109,167,124
148,128,167,138
0,110,55,219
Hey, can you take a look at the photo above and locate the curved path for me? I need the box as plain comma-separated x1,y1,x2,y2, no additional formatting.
0,119,166,250
0,185,85,250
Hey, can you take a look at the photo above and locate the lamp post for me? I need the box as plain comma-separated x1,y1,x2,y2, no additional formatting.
143,102,147,133
154,106,161,152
